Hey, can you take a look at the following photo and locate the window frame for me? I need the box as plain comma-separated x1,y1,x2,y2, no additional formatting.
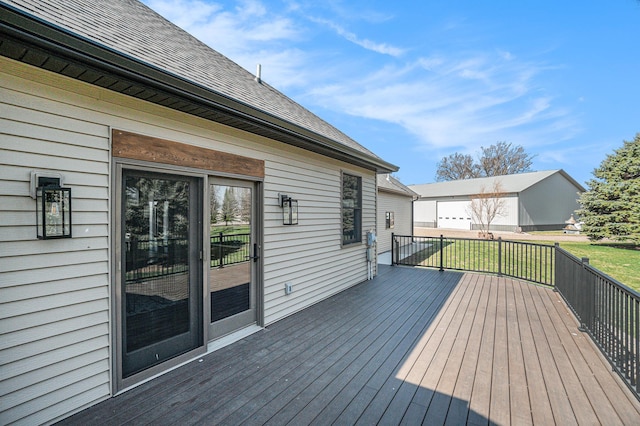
341,172,362,245
385,211,395,229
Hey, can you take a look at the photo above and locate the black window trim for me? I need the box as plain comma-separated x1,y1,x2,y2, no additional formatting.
341,171,362,246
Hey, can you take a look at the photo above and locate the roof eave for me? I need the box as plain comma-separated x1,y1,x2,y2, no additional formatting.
0,4,398,174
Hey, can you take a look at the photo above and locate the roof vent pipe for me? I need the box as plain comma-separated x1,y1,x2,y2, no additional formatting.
255,64,262,83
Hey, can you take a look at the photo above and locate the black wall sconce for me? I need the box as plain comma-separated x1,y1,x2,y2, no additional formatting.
279,194,298,225
31,172,72,239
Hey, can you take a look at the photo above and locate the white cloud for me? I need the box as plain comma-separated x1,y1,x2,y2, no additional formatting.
143,0,304,88
307,51,578,154
310,17,405,57
144,0,222,29
142,0,580,161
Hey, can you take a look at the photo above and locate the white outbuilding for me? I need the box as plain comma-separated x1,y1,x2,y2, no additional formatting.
410,170,585,232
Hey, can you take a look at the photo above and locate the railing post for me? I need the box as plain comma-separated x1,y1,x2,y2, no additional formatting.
439,234,444,272
553,243,560,291
578,257,590,332
218,232,224,268
391,233,395,266
498,237,502,277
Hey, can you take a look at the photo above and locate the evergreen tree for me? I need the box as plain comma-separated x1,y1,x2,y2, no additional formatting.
220,187,238,226
239,188,252,224
578,134,640,243
210,186,220,225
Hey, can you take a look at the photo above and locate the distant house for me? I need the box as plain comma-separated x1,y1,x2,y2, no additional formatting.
376,174,417,263
0,1,397,424
410,170,585,232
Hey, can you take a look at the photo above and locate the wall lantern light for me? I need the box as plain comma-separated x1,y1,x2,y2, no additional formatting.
279,194,298,226
31,172,72,239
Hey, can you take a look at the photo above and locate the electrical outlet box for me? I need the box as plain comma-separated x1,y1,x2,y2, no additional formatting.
285,282,293,295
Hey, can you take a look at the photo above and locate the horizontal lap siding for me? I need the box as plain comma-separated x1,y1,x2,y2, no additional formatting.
0,63,111,425
377,191,413,253
263,159,375,325
1,57,375,423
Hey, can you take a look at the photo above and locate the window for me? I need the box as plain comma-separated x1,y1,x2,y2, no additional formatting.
342,173,362,245
385,211,394,229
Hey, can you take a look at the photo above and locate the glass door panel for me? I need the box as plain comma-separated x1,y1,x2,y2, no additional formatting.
122,171,201,377
209,181,256,338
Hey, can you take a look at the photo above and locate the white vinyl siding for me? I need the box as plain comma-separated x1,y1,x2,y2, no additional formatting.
263,162,375,325
1,62,110,425
1,57,376,423
377,191,413,253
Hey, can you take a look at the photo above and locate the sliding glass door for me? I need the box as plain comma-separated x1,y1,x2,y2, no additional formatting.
208,179,257,339
120,170,202,378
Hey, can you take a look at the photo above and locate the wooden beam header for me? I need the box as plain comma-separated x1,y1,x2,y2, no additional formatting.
112,129,264,179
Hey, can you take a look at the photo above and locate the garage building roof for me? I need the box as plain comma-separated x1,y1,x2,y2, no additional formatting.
409,170,585,198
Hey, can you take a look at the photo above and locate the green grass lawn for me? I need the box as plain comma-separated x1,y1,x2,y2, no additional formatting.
404,235,640,292
556,242,640,292
401,238,555,285
210,224,250,235
523,237,639,292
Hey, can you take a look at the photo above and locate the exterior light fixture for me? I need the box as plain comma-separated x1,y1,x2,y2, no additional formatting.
31,172,72,239
280,194,298,226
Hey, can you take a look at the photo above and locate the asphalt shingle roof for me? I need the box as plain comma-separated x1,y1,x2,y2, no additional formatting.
377,174,418,197
2,0,389,166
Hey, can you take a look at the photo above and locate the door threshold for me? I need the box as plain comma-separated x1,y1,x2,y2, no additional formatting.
207,324,263,353
116,325,263,396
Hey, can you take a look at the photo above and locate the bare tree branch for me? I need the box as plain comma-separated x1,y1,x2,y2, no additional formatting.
467,180,507,238
478,142,534,177
435,142,535,181
435,153,481,181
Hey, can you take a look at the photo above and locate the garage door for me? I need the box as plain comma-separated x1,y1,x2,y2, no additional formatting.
437,200,472,230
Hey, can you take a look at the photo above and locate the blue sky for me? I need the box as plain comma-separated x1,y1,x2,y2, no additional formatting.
143,0,640,186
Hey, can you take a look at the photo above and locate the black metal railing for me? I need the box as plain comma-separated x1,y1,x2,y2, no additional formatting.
555,246,639,397
391,234,554,285
210,232,250,267
125,237,189,282
391,233,638,399
125,232,250,282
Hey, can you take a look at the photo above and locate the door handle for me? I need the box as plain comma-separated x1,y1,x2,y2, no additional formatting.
247,243,260,262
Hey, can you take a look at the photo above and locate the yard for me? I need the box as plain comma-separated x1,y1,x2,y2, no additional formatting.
414,228,640,292
548,240,639,292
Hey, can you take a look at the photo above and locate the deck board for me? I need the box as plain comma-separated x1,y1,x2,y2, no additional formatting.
505,278,533,426
532,284,600,425
58,266,640,425
512,276,555,425
468,274,497,425
446,274,489,426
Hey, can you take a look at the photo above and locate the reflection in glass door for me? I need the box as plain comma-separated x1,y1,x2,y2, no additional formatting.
209,181,256,339
121,171,201,378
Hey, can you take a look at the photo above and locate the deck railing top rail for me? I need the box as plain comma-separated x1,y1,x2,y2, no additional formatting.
391,233,555,286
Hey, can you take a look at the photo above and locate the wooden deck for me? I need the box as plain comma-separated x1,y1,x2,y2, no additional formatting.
60,266,640,425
